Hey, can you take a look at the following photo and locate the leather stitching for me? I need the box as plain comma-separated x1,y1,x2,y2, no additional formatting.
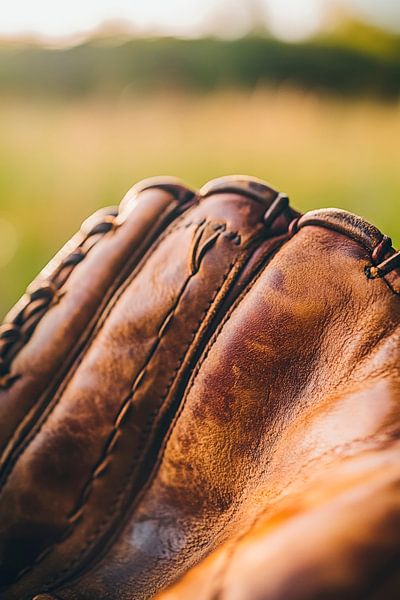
0,213,197,493
295,219,400,297
0,211,119,386
66,219,209,522
45,242,283,591
42,245,244,589
7,221,240,589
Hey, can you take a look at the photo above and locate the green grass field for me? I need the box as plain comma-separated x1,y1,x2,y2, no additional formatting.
0,88,399,319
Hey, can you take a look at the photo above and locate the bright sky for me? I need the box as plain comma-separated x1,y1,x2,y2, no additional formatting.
1,0,400,41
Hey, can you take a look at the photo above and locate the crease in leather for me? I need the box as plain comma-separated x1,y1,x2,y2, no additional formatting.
55,248,280,590
107,225,399,600
4,184,398,600
0,195,189,472
66,219,212,523
36,268,239,589
1,183,294,596
0,211,198,494
41,231,280,592
5,218,257,591
53,221,400,599
32,235,286,589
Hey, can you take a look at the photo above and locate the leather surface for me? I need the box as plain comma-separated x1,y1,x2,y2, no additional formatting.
0,176,398,600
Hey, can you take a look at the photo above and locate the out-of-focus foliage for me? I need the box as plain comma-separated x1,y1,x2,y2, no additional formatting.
0,19,399,99
0,17,399,318
0,89,399,318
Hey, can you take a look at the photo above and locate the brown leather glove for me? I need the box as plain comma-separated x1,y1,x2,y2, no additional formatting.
0,176,399,600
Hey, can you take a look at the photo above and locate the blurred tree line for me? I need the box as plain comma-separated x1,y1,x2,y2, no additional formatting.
0,18,399,98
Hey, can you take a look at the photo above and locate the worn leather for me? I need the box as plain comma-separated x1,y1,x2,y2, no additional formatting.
0,176,398,600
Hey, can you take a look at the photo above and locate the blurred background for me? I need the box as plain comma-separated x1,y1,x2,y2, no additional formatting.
0,0,399,318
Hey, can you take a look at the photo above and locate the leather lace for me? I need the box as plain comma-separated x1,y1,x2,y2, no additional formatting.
0,210,118,388
366,249,400,279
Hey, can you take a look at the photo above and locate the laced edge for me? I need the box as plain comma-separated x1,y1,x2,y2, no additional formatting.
0,180,195,389
0,176,291,391
286,211,400,282
365,237,400,280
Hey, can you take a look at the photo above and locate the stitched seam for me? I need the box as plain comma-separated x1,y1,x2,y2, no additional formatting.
0,199,189,472
0,213,197,494
8,230,286,591
42,254,243,590
46,240,280,589
114,254,281,600
45,230,276,589
0,213,117,382
66,218,207,521
158,255,271,450
0,184,194,382
8,220,236,587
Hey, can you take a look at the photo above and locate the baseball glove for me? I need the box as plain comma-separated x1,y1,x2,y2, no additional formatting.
0,176,399,600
